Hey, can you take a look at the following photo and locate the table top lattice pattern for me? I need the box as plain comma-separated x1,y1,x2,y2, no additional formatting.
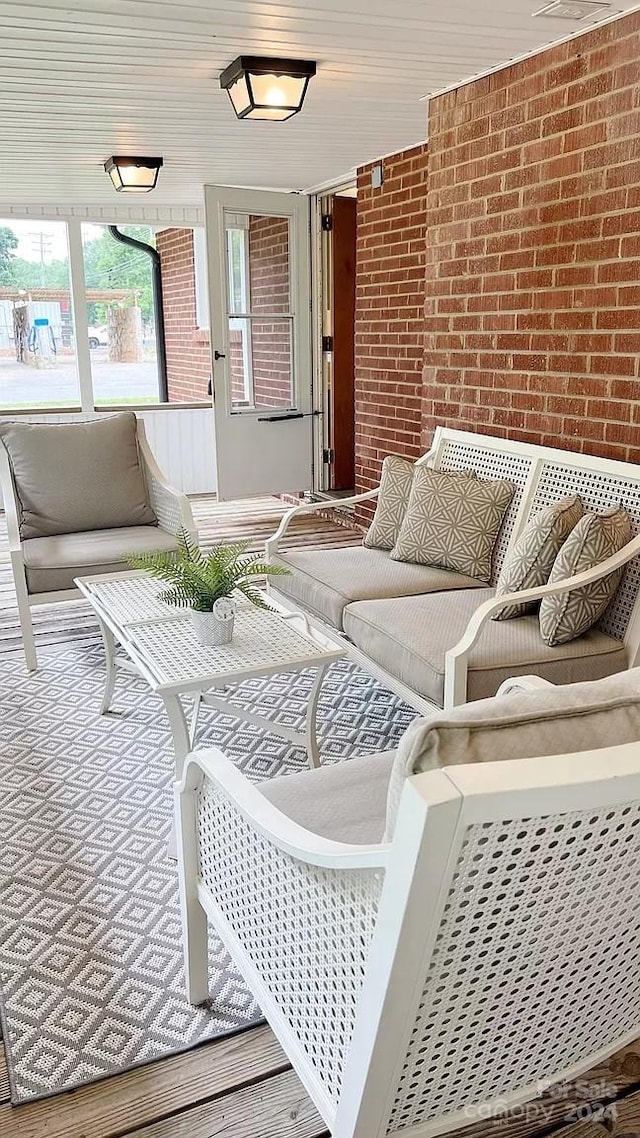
82,574,342,688
83,574,184,625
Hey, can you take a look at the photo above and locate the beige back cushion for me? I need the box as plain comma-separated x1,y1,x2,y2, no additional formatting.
0,413,156,539
385,670,640,838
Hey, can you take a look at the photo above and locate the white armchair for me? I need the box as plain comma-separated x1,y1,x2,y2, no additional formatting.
176,671,640,1138
0,412,196,670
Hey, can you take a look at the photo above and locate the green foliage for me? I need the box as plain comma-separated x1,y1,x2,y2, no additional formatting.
128,528,290,612
7,256,70,289
83,225,155,323
0,226,18,284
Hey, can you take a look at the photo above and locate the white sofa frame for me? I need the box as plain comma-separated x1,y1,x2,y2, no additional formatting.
266,428,640,710
0,418,196,672
176,673,640,1138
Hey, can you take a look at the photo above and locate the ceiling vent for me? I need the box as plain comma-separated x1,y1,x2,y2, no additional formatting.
533,0,613,18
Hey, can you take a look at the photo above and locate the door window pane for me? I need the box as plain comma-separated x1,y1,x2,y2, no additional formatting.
224,212,294,410
0,220,80,409
82,223,160,405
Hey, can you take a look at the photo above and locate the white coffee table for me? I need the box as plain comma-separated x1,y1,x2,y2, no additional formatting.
76,571,345,778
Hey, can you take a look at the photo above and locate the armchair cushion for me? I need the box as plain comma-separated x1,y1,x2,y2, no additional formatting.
385,668,640,837
259,749,395,843
23,525,177,593
274,546,480,630
0,413,156,539
539,507,632,646
390,467,514,583
344,589,627,706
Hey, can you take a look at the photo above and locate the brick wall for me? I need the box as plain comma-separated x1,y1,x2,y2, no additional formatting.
248,215,292,408
423,10,640,463
156,228,211,403
355,144,429,507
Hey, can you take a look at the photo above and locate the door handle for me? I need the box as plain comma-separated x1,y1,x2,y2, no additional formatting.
257,412,304,422
214,350,225,360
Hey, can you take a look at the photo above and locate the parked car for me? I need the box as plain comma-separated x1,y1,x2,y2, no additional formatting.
88,325,108,349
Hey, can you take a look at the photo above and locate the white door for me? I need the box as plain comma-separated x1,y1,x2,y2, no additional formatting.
204,186,313,500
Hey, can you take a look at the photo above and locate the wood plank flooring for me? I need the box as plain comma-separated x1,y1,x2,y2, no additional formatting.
2,496,640,1137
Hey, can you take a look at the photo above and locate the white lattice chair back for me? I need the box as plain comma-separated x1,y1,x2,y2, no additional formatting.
430,429,640,643
335,744,640,1138
178,736,640,1138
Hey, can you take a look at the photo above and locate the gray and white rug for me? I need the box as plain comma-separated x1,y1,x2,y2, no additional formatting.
0,640,417,1104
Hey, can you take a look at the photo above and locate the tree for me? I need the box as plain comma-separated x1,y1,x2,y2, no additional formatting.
0,226,18,284
82,226,155,324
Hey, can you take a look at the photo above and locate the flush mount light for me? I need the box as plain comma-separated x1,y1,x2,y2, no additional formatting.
219,56,316,121
532,1,613,18
103,156,164,193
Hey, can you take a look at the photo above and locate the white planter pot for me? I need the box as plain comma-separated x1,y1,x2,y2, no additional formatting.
190,607,235,646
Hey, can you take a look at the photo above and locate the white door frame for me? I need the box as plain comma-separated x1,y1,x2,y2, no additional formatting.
204,185,314,501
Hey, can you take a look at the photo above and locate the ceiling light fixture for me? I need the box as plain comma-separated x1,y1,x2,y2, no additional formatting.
103,156,164,193
532,1,613,19
219,56,317,121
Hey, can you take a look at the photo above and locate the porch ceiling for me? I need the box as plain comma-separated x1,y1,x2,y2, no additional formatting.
0,0,639,211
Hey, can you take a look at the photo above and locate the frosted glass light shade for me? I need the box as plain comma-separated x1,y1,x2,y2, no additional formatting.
220,57,316,121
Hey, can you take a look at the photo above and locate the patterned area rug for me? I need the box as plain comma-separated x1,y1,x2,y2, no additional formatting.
0,640,417,1104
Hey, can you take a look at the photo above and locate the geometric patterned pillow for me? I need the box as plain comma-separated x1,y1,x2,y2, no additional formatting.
539,507,632,646
363,456,414,550
390,467,514,583
492,495,584,621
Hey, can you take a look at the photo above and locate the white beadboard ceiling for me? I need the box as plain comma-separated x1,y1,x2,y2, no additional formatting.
0,0,638,215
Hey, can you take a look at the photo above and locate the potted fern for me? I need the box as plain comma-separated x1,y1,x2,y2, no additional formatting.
128,528,290,646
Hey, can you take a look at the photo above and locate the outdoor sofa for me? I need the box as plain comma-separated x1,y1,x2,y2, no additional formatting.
266,428,640,709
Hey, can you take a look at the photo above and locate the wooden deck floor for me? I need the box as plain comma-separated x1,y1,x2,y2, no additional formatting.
3,498,640,1138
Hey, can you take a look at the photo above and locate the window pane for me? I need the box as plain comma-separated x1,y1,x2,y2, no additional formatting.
229,317,293,411
0,220,80,409
81,223,160,405
224,213,291,315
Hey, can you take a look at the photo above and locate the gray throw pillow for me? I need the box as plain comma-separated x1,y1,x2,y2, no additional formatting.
0,413,157,540
390,466,514,583
493,495,584,620
539,507,631,647
363,455,414,550
385,669,640,839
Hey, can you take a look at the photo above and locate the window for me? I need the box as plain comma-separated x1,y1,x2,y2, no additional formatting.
81,223,161,406
0,220,80,410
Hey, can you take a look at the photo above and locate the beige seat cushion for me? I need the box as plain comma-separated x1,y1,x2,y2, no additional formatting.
274,546,481,630
385,668,640,837
259,750,396,844
0,413,156,539
343,588,627,706
23,526,178,593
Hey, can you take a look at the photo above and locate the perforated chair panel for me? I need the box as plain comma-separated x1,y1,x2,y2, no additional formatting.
197,778,384,1108
529,463,640,641
436,442,533,583
387,800,640,1134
